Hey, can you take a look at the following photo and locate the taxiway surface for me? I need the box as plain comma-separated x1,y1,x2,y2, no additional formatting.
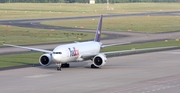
0,49,180,93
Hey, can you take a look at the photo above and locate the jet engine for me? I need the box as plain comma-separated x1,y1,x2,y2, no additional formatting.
39,54,52,66
92,54,107,68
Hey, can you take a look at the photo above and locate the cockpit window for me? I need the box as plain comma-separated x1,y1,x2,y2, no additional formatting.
53,52,62,54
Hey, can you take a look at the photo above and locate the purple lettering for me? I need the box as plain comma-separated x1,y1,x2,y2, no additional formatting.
68,47,79,57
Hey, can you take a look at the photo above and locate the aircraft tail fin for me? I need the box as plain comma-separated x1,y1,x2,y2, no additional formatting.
94,15,103,42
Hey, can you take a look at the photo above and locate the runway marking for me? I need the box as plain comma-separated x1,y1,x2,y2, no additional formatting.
142,83,180,93
109,77,180,93
162,52,180,54
25,74,51,78
167,86,171,88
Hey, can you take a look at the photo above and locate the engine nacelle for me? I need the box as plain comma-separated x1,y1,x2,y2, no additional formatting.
39,54,52,66
93,54,107,67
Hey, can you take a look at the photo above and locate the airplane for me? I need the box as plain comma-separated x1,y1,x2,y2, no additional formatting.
4,15,178,71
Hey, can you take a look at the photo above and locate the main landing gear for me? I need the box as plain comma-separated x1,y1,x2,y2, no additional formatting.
62,63,70,68
56,63,70,71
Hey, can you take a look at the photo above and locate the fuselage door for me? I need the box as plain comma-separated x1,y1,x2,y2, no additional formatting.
66,49,70,57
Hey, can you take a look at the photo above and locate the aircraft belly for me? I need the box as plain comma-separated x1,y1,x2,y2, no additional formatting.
61,56,78,63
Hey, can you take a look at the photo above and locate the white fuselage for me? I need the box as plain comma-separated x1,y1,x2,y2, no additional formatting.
52,41,102,63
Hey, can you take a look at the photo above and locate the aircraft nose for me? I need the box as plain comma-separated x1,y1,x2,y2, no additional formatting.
52,54,61,62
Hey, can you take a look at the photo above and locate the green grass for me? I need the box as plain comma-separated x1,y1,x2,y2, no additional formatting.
0,53,41,68
42,16,180,33
0,3,180,19
0,25,97,45
0,40,179,68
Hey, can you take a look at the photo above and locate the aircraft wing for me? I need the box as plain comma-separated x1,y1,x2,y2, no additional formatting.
80,46,178,59
102,42,130,48
4,44,52,53
102,46,179,56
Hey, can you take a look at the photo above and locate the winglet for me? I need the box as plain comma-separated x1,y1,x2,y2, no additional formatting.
94,15,103,42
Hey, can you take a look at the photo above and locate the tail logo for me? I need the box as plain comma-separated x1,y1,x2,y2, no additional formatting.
98,30,101,34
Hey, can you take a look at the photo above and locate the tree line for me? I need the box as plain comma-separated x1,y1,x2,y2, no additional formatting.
0,0,179,3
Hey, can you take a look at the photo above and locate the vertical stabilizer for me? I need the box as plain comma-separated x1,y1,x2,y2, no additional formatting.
94,15,103,42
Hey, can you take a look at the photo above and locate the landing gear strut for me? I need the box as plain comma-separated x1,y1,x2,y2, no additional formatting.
56,63,70,71
56,62,61,71
57,67,61,71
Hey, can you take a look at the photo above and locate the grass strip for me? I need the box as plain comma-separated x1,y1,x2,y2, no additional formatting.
0,25,96,46
42,16,180,33
0,3,180,19
0,53,41,68
101,40,180,52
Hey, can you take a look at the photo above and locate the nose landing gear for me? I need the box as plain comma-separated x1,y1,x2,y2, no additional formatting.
56,62,61,71
56,63,70,71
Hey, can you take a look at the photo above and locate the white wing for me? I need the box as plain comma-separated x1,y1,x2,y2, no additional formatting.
4,44,52,53
80,46,179,59
103,46,179,56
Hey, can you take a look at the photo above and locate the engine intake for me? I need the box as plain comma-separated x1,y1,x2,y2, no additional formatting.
93,54,107,68
39,54,52,66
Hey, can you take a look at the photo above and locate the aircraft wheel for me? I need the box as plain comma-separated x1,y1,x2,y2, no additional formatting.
66,64,70,67
61,64,65,68
56,62,62,71
57,67,61,71
62,63,70,68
